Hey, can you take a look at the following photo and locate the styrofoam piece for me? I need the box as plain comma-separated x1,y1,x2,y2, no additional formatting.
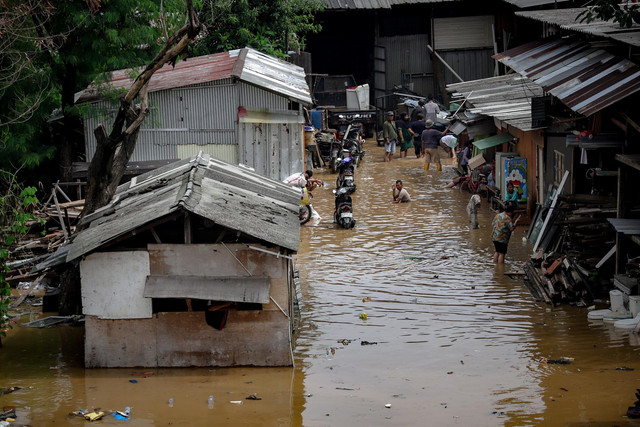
587,309,612,320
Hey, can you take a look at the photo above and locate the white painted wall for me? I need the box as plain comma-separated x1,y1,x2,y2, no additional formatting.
80,251,152,319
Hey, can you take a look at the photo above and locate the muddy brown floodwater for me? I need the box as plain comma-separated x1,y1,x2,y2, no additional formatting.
1,142,640,426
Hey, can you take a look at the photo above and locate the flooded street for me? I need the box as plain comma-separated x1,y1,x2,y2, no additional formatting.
1,142,640,426
295,143,640,426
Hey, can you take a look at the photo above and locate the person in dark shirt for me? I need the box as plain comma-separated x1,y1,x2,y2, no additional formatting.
410,99,426,122
410,114,427,159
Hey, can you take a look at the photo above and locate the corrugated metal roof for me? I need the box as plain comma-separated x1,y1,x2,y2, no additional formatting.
503,0,571,8
493,37,640,116
319,0,458,9
447,74,545,131
76,48,312,105
67,152,300,262
516,8,640,47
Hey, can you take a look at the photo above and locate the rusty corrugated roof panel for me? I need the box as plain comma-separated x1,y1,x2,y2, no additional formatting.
76,48,312,105
516,8,640,47
447,74,545,131
493,38,640,116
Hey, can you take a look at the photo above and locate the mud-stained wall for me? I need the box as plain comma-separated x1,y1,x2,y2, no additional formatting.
85,310,291,368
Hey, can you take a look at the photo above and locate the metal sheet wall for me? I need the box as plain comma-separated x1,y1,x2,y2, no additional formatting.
83,79,303,175
378,34,433,98
439,49,496,85
434,16,494,50
377,34,496,104
238,121,303,181
239,82,290,110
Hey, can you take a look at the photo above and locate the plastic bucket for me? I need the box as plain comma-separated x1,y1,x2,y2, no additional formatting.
610,290,625,312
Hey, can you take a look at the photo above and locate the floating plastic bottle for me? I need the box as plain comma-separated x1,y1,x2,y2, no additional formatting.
124,407,131,416
208,395,214,409
168,398,174,407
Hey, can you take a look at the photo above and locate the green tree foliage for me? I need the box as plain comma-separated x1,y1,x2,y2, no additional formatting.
196,0,323,56
0,170,41,346
1,0,322,182
578,0,640,28
0,0,184,179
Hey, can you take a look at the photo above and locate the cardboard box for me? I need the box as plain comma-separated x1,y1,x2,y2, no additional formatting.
468,153,486,170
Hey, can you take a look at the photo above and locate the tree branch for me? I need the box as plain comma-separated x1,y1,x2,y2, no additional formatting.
80,0,201,224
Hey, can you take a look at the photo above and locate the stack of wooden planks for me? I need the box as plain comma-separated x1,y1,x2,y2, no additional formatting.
524,255,594,305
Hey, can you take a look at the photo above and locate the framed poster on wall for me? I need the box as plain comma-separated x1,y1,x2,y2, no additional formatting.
504,158,527,203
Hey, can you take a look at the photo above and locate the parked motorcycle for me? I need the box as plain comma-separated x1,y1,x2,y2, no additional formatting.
336,154,356,194
333,187,355,229
298,187,312,225
342,137,363,167
329,137,344,173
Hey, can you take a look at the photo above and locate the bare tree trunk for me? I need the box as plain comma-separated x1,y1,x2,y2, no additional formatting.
79,1,201,226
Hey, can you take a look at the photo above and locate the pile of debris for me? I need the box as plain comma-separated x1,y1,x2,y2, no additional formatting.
4,183,84,307
523,194,616,305
524,254,595,305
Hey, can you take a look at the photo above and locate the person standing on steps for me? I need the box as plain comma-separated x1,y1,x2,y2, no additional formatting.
421,120,450,171
382,111,399,162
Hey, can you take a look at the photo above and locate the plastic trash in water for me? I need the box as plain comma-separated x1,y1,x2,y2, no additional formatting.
208,395,214,409
360,312,367,320
168,398,174,407
124,407,131,416
230,400,243,405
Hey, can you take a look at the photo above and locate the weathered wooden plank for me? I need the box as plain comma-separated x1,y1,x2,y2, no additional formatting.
144,275,271,304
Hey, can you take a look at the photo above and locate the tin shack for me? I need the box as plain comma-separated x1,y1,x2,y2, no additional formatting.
75,48,312,181
66,152,300,368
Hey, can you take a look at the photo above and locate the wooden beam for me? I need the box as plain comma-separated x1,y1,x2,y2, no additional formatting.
12,274,46,308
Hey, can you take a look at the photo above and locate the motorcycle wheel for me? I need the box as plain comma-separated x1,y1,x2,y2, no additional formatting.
331,157,338,173
299,205,312,225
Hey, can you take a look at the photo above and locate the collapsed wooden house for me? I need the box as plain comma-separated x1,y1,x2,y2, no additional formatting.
65,153,300,368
